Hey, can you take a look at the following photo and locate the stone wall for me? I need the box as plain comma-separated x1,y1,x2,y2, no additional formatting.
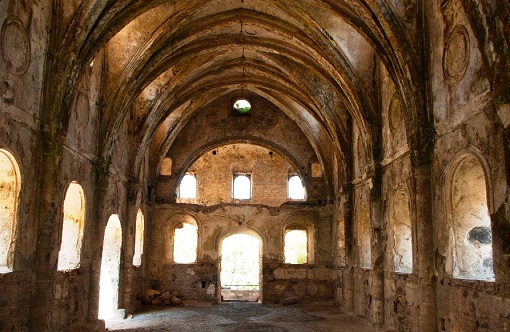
148,204,334,304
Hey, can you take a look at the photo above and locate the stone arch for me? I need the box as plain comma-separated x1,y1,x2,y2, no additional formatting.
57,181,86,270
389,186,413,273
447,152,494,281
0,148,21,273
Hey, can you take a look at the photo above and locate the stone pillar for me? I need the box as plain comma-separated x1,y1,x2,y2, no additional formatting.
342,185,355,312
493,104,510,282
28,133,63,330
370,166,385,325
413,164,437,332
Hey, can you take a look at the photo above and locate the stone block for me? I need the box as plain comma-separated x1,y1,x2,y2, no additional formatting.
285,268,307,279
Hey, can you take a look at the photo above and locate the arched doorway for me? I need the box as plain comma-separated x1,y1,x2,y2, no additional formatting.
98,214,123,319
220,232,262,302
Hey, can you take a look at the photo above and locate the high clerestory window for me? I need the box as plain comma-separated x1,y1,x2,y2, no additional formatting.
233,174,251,199
288,175,305,200
179,173,197,199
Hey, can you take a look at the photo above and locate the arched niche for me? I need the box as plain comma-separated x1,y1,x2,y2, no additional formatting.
449,154,494,281
389,187,413,274
159,157,172,176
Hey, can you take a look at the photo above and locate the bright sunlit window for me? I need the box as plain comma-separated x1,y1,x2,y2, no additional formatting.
133,209,144,267
179,173,197,198
288,175,305,200
284,229,308,264
233,174,251,199
233,99,251,114
174,223,198,263
57,182,85,271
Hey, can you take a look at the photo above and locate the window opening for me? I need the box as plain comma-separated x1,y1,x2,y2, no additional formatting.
221,233,260,301
133,209,144,267
99,215,123,319
57,182,85,271
233,174,251,200
284,229,308,264
450,155,494,281
233,99,251,114
0,149,20,273
288,175,305,200
173,222,198,263
179,173,197,199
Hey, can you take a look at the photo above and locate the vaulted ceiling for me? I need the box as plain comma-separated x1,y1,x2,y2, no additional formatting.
47,0,426,196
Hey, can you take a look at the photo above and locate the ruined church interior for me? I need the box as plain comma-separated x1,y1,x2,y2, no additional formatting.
0,0,509,331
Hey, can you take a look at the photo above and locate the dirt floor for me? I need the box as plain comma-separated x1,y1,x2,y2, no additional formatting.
105,301,381,332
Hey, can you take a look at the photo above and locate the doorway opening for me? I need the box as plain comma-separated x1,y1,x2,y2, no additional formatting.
220,233,261,302
98,214,123,319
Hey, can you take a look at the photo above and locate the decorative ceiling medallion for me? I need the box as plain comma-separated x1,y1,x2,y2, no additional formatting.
443,25,470,83
389,92,402,133
1,17,31,76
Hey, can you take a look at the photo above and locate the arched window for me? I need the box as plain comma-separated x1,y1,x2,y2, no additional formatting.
57,182,85,271
179,173,197,199
133,209,144,267
284,229,308,264
0,149,21,273
173,222,198,263
450,154,494,281
391,188,413,273
288,175,305,200
233,174,251,199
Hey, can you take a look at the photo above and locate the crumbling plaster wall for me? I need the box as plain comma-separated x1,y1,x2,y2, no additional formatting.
0,2,51,330
148,203,333,304
430,0,509,330
379,66,419,331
